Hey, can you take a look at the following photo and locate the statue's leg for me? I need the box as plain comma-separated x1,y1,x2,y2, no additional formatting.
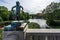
18,13,20,20
16,12,20,20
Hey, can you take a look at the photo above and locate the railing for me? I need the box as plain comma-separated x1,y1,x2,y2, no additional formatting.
25,29,60,40
2,23,60,40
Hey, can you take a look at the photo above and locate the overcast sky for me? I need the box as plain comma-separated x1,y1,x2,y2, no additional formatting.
0,0,60,14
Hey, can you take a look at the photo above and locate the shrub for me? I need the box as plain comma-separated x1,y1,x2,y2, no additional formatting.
0,28,3,40
0,17,3,22
28,22,40,29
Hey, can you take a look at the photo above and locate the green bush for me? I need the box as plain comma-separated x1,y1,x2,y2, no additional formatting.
28,22,40,29
46,20,54,26
0,21,11,27
0,28,3,40
0,17,3,22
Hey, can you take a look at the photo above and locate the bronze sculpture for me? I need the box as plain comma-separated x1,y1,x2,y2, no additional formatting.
11,1,23,20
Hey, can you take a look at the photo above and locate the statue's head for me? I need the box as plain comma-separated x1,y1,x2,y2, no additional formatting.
16,1,20,6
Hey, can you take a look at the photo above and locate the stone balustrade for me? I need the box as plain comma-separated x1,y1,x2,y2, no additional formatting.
26,29,60,40
2,23,60,40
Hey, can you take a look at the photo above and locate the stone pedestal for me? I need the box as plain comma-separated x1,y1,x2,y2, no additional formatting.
2,23,27,40
2,31,25,40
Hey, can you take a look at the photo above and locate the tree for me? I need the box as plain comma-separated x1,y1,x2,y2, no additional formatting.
8,11,14,20
20,11,30,20
53,9,60,20
42,2,60,13
46,12,55,25
42,2,60,25
0,6,9,21
0,17,3,21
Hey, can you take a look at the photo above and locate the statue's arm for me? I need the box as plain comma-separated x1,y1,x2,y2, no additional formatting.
11,6,16,11
20,6,23,11
11,6,16,19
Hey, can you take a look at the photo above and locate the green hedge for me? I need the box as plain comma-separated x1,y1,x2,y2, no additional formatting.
28,22,40,29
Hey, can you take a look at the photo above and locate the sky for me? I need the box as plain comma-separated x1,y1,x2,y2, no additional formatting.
0,0,60,14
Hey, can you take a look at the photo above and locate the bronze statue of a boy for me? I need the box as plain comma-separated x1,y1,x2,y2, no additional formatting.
11,1,23,20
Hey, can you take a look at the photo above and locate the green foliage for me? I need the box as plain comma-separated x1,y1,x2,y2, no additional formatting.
8,11,13,20
46,9,60,26
0,6,10,21
29,16,32,19
42,2,60,19
0,17,3,22
28,22,40,29
0,28,3,40
53,9,60,20
0,6,31,21
20,12,30,20
51,20,60,28
50,25,60,29
46,12,56,25
42,2,60,13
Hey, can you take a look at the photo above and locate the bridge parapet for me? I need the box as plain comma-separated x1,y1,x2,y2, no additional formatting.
26,29,60,40
2,24,60,40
